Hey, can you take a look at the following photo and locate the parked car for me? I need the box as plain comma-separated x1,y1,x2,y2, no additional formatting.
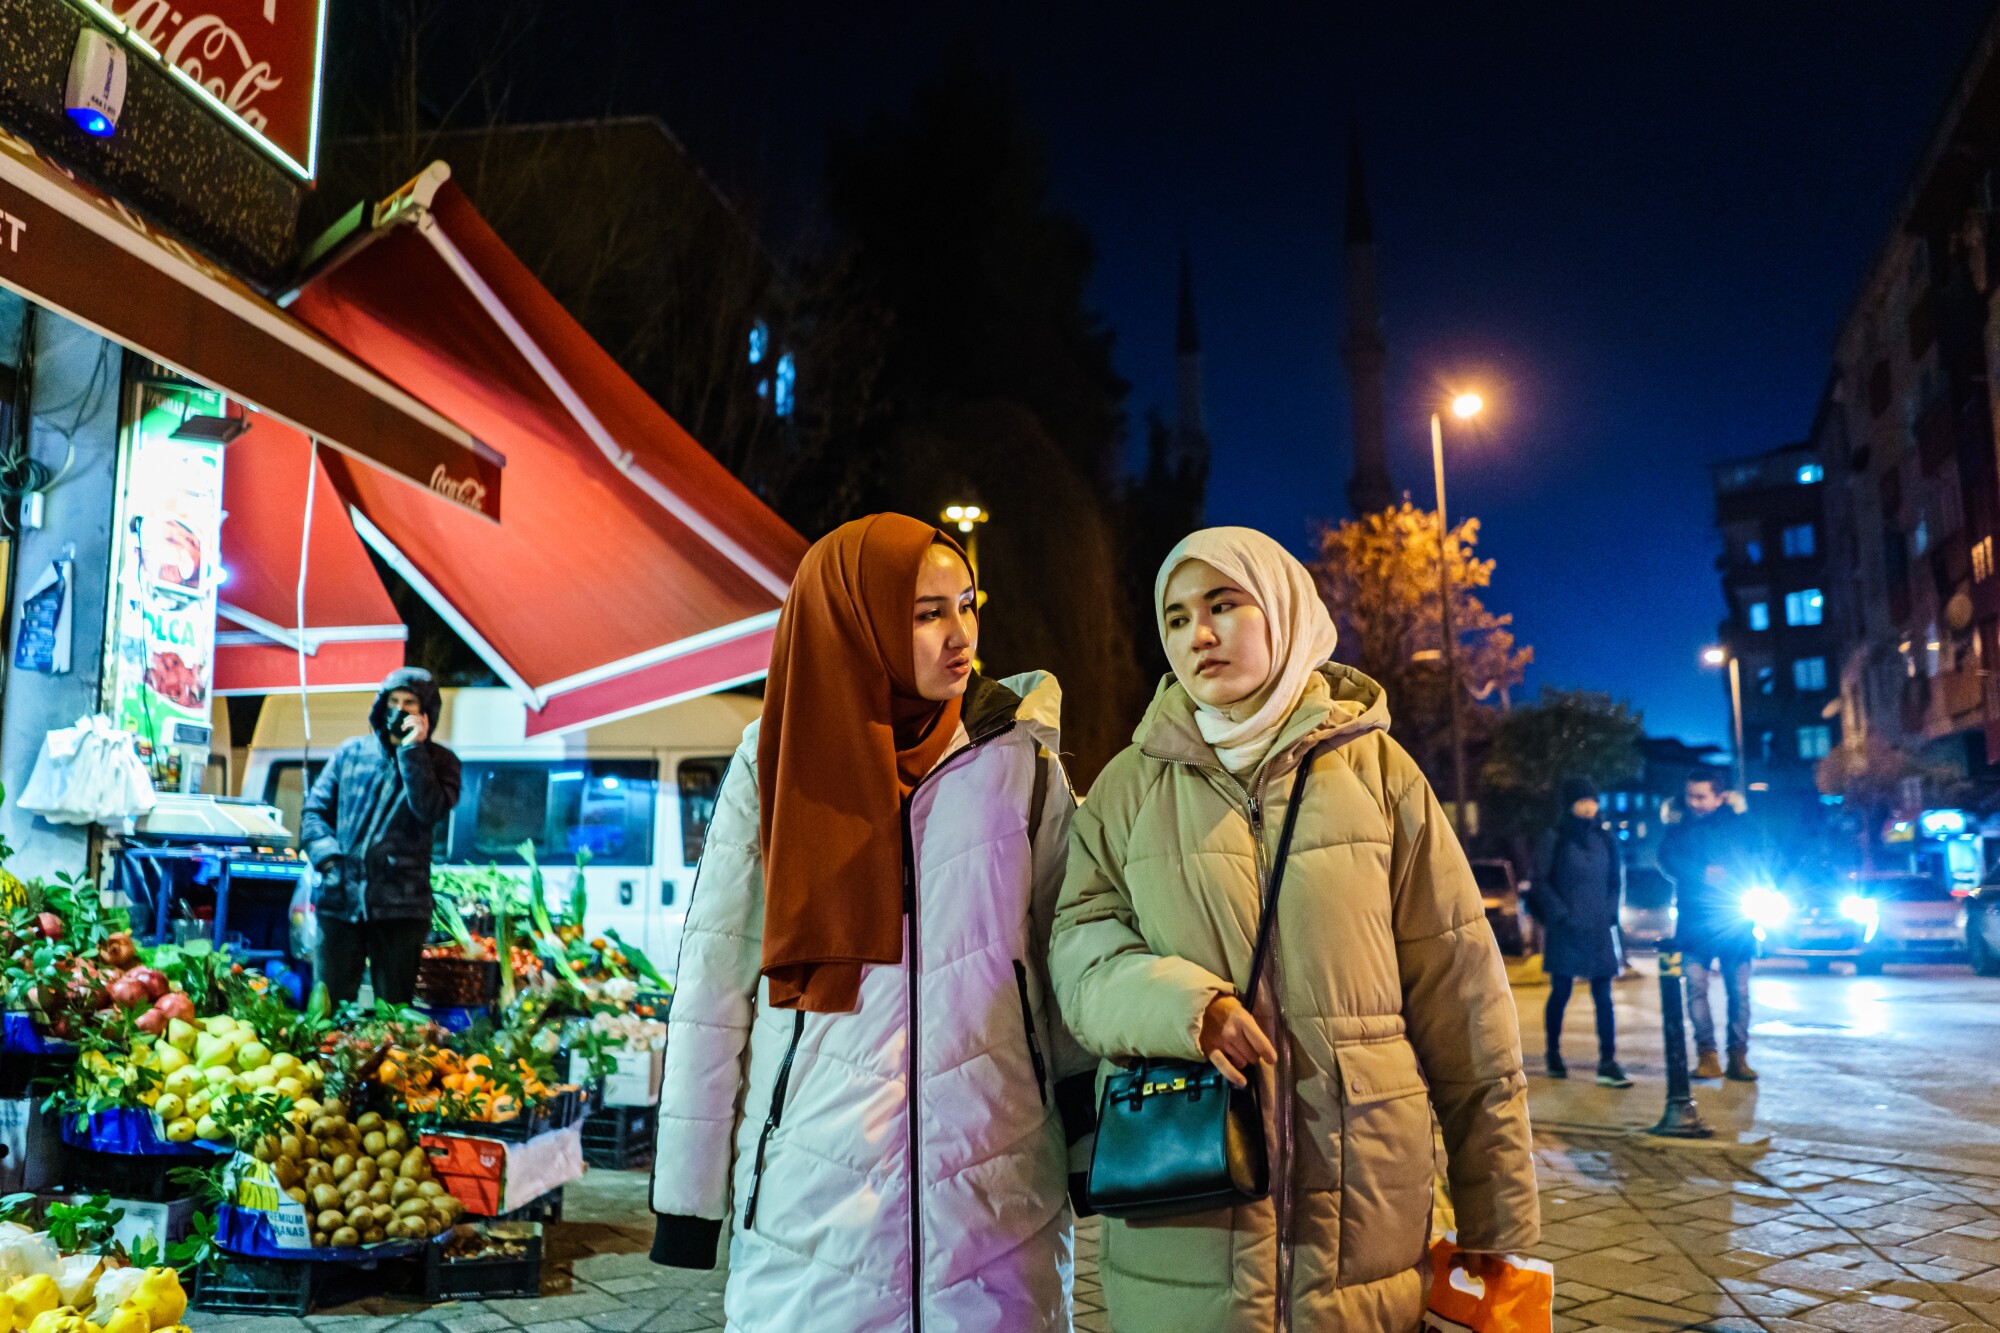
1966,883,2000,976
1618,865,1676,949
1471,858,1526,956
1769,873,1967,974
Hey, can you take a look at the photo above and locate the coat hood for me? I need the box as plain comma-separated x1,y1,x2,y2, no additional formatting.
370,667,442,743
1136,660,1389,777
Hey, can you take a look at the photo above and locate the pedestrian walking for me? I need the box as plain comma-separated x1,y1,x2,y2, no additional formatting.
1533,777,1631,1087
648,515,1089,1332
1050,526,1538,1333
1659,772,1761,1082
300,667,461,1006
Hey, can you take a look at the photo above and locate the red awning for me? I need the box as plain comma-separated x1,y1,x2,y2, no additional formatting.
0,125,502,518
214,415,407,695
287,165,803,734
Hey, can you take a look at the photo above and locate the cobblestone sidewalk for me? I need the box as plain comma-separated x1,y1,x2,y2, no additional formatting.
178,1124,2000,1333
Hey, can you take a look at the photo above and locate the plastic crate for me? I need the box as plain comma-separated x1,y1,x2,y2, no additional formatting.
414,957,500,1009
492,1186,563,1224
194,1250,417,1315
66,1150,204,1202
419,1225,542,1301
581,1105,653,1170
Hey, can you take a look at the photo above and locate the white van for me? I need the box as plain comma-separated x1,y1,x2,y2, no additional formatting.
239,687,759,968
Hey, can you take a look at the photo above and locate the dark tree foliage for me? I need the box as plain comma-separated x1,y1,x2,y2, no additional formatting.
1480,690,1646,841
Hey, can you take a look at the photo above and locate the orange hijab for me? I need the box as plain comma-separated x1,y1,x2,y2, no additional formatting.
758,515,971,1012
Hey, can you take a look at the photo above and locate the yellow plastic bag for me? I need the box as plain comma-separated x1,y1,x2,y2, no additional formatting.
1424,1235,1554,1333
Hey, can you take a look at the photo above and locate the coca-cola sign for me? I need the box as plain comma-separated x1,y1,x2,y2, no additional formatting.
79,0,327,179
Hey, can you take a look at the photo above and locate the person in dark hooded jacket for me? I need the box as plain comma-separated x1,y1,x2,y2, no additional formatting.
1533,777,1630,1087
300,668,461,1004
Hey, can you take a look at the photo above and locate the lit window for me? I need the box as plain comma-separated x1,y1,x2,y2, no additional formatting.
1976,535,1994,582
1797,725,1833,760
1793,657,1827,691
1744,539,1764,564
774,352,796,418
1797,463,1824,484
1784,589,1824,626
1756,664,1776,695
1913,519,1930,556
1781,523,1816,558
1748,602,1770,631
748,321,769,366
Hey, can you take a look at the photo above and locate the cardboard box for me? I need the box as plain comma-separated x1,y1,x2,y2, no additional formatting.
570,1047,663,1107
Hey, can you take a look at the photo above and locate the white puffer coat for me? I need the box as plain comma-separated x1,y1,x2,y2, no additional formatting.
650,672,1085,1333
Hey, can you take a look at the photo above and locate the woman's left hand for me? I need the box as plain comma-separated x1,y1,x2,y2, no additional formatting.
1452,1250,1511,1285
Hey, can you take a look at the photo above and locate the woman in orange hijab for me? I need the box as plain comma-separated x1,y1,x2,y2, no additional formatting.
650,514,1091,1332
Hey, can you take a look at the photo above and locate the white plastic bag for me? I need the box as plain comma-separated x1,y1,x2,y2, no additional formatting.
18,715,157,830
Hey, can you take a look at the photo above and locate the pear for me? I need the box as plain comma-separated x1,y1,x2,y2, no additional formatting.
152,1093,183,1122
153,1045,188,1075
100,1307,149,1333
165,1019,199,1054
199,1016,236,1037
235,1042,271,1072
268,1052,301,1076
162,1067,198,1098
194,1115,222,1141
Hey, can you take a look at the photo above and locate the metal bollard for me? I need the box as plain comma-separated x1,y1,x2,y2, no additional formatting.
1649,948,1714,1139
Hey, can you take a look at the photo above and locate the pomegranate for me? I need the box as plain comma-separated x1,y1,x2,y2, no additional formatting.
35,913,63,940
97,933,139,969
153,992,197,1022
106,976,153,1011
134,1008,168,1035
126,967,170,1000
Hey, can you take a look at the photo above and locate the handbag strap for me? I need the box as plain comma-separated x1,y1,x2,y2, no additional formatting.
1241,743,1323,1012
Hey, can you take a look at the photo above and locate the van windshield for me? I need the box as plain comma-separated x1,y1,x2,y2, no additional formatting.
454,759,659,867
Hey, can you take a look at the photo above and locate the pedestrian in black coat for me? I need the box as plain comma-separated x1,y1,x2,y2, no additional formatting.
1534,777,1630,1086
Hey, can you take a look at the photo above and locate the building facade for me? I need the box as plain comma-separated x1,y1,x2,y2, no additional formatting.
1816,9,2000,804
1713,444,1839,802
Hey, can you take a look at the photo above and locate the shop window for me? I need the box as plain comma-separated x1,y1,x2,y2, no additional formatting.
453,759,657,867
1797,725,1833,760
1785,589,1824,626
1781,523,1816,558
677,758,732,867
1748,601,1770,632
1793,657,1828,691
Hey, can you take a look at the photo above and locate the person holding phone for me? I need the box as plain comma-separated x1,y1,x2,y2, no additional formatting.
300,667,462,1005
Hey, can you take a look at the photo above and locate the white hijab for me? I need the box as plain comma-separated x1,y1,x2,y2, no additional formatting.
1155,527,1340,776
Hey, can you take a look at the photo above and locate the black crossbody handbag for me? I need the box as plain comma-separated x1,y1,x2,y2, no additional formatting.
1084,746,1319,1220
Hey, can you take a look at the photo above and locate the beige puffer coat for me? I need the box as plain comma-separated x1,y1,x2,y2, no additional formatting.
1051,664,1538,1332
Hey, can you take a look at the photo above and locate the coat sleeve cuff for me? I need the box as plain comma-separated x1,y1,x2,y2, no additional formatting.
651,1213,723,1269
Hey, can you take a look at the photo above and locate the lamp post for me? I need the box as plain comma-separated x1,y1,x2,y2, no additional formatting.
942,503,989,580
1432,392,1483,833
1701,646,1747,794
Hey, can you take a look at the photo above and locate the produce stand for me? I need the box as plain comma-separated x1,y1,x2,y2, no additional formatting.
421,1125,586,1218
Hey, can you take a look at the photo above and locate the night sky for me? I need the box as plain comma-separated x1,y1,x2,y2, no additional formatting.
547,2,1996,745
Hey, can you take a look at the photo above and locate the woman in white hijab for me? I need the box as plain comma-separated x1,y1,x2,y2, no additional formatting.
1050,527,1537,1332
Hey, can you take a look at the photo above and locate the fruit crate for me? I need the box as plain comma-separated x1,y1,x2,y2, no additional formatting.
418,1225,543,1301
414,957,500,1009
193,1254,395,1316
581,1105,653,1170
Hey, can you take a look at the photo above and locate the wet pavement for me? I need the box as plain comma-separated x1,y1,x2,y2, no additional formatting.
185,957,2000,1332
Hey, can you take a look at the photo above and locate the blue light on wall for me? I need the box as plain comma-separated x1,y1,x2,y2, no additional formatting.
67,107,114,137
774,352,796,418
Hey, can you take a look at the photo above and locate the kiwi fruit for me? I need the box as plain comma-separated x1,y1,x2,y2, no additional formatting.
361,1130,387,1155
315,1208,344,1232
356,1111,384,1133
330,1226,360,1248
416,1180,443,1199
384,1123,408,1151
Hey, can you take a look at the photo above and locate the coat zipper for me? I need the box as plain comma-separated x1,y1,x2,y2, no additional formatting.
1012,960,1049,1105
1239,769,1296,1333
740,1009,806,1231
899,717,1015,1333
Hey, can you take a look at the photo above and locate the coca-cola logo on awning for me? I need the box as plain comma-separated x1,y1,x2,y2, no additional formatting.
84,0,326,179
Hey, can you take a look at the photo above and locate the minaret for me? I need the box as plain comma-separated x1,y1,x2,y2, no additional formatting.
1175,247,1209,466
1343,130,1392,516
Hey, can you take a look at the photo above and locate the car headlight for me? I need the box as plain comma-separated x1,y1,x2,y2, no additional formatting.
1741,885,1791,930
1839,894,1880,942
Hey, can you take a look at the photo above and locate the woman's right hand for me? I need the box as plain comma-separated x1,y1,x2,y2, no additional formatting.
1199,995,1277,1088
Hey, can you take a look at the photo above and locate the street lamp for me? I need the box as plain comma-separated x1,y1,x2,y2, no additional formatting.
1700,645,1747,794
1431,393,1481,833
942,503,989,576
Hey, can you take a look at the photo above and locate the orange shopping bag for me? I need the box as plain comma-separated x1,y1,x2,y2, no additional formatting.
1424,1234,1555,1333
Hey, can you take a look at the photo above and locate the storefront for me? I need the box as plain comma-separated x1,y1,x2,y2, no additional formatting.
0,1,801,880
